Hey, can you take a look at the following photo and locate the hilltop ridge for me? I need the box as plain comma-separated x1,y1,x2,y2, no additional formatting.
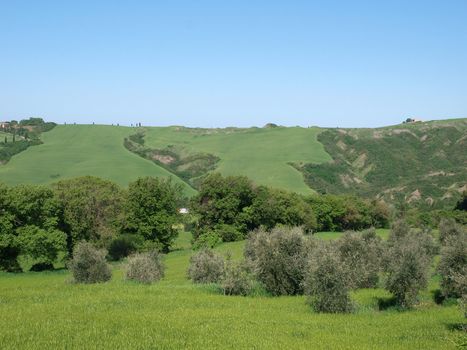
0,118,465,208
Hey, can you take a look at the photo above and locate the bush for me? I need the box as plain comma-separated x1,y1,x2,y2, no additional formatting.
336,228,383,289
107,235,140,261
215,224,244,242
68,242,111,283
384,232,433,308
221,260,254,296
304,242,353,313
438,232,467,298
125,251,165,284
192,230,222,250
245,226,310,296
188,249,225,284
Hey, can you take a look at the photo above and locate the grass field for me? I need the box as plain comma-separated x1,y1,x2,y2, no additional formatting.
0,124,331,195
142,126,331,194
0,230,464,349
0,125,196,195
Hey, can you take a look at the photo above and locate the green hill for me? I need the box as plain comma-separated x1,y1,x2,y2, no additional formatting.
135,126,331,194
0,124,331,195
295,118,467,209
0,119,465,208
0,125,196,196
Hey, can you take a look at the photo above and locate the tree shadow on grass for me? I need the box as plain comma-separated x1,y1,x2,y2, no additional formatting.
445,323,467,332
432,289,445,304
376,296,407,311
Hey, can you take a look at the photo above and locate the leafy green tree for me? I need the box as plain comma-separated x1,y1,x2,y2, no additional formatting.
16,225,67,267
0,183,20,271
249,186,316,232
191,174,317,244
125,177,182,252
53,176,125,252
0,217,20,272
307,194,377,232
0,183,64,271
8,184,60,230
191,173,255,237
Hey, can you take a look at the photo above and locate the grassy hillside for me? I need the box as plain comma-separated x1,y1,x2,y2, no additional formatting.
0,120,465,204
0,125,196,196
0,231,464,349
140,126,331,194
296,119,467,208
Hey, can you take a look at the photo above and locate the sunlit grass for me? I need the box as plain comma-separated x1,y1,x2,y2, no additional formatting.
0,230,464,349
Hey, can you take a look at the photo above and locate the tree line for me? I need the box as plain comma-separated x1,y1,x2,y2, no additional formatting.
1,173,464,273
0,176,181,272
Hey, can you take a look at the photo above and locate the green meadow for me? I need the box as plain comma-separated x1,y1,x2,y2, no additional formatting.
0,125,196,195
143,126,331,194
0,124,331,195
0,231,464,350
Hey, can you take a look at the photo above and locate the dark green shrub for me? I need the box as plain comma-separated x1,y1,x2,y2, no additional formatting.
188,248,225,284
192,230,222,250
125,251,165,284
108,235,140,261
221,260,254,296
438,232,467,298
68,242,111,283
384,232,433,308
215,224,244,242
336,228,383,289
304,241,353,313
30,262,54,271
245,226,310,296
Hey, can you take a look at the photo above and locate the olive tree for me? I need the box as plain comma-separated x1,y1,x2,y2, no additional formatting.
438,232,467,298
245,226,311,296
336,228,383,289
68,242,111,283
187,248,225,284
304,241,353,313
384,231,434,308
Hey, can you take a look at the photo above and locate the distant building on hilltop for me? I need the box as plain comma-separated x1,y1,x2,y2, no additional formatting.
403,118,422,124
0,121,10,129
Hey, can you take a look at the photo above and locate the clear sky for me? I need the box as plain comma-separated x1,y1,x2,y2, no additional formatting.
1,0,466,128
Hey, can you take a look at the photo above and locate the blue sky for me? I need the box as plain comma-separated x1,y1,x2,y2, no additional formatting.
1,0,466,127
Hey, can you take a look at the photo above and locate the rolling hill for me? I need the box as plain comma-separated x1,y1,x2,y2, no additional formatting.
295,119,467,208
0,125,197,196
0,119,465,208
0,124,331,195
